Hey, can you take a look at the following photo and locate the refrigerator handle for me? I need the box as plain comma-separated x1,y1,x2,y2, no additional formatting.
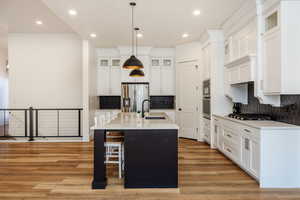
123,98,131,108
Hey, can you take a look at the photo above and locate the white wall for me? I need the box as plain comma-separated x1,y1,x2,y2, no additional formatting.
8,33,83,108
175,42,202,62
0,48,8,125
82,40,97,141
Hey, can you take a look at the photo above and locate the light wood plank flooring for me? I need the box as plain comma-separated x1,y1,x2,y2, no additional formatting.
0,139,299,200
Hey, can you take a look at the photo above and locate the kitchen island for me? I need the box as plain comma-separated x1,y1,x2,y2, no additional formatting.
92,112,179,189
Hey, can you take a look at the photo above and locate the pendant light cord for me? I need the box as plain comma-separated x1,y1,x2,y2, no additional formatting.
131,3,134,55
135,27,139,57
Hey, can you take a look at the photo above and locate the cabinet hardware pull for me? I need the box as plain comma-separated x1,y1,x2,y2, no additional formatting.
245,138,250,150
226,148,232,153
244,129,251,133
226,134,232,138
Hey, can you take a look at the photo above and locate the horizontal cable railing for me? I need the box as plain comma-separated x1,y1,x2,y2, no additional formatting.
0,107,83,141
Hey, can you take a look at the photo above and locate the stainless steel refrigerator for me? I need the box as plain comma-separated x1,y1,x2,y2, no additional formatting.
121,83,150,113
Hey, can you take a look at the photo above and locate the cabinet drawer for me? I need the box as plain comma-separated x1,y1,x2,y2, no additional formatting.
222,126,240,145
203,127,211,144
223,141,241,163
203,119,211,129
239,125,260,140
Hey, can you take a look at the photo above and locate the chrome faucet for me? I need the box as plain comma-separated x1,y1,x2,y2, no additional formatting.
142,99,151,118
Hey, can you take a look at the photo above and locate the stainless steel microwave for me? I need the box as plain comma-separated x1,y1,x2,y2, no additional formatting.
203,79,210,98
202,79,211,119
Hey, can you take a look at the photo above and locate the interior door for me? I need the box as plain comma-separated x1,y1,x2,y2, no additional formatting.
176,61,200,139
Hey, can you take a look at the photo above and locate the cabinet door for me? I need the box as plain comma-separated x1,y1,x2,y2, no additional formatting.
150,66,161,95
242,137,250,169
232,36,240,60
249,139,260,178
213,123,218,149
203,118,211,144
239,35,248,58
110,67,121,95
262,30,281,94
202,45,211,80
217,126,223,150
97,66,110,95
161,59,175,95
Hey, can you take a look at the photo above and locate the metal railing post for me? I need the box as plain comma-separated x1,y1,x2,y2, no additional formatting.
78,109,81,137
28,107,34,141
3,111,5,137
35,109,39,137
25,110,28,137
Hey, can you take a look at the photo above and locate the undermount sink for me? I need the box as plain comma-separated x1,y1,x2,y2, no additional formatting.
145,116,166,120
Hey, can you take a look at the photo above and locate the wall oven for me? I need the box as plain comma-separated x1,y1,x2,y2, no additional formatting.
202,80,211,120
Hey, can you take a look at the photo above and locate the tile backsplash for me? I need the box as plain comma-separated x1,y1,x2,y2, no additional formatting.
150,96,175,110
240,83,300,125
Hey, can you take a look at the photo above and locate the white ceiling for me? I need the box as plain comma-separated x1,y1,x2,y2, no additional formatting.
0,0,245,48
0,0,74,34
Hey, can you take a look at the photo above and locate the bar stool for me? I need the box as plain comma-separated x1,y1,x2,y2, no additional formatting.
95,112,124,178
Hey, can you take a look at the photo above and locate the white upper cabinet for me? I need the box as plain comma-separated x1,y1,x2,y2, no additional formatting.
261,1,300,95
97,57,122,95
149,57,175,95
225,20,257,64
150,58,161,95
97,47,175,96
224,18,257,104
202,44,211,81
225,55,256,85
262,29,281,94
97,57,111,95
110,58,122,95
161,58,175,95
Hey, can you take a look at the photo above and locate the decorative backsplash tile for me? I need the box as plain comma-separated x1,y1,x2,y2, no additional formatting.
150,96,175,110
240,82,300,125
99,96,121,110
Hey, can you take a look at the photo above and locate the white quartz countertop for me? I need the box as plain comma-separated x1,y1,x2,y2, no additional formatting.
213,114,300,130
92,112,179,130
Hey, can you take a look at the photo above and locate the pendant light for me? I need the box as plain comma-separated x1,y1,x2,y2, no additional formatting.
123,2,144,70
130,27,145,77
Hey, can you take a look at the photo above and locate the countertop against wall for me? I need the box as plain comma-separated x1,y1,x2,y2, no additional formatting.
213,114,300,130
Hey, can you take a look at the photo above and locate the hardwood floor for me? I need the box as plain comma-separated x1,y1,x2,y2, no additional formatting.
0,139,299,200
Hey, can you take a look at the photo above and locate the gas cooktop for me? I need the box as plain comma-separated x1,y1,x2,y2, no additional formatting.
228,113,272,121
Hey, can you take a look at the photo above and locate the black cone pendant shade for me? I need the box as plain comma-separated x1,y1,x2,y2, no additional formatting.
123,2,144,70
129,27,144,77
123,55,144,70
129,69,145,77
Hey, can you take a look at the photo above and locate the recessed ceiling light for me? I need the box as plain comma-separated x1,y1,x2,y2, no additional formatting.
90,33,97,38
193,10,201,16
137,33,143,38
182,33,189,38
68,9,78,16
35,20,43,25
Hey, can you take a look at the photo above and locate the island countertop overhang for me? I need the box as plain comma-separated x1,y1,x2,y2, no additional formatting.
91,112,179,130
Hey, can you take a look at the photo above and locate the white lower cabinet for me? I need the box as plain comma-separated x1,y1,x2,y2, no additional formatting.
248,137,260,178
212,118,221,149
203,118,211,144
213,116,260,181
